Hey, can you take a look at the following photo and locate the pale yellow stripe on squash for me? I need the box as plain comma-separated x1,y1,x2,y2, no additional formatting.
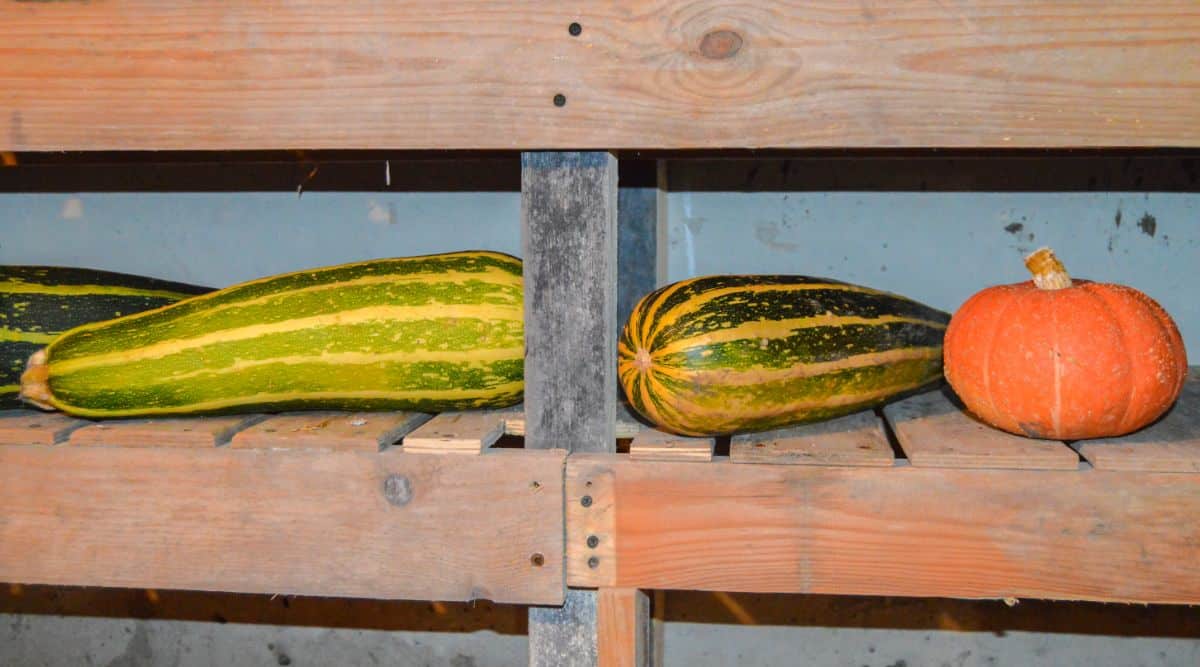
48,382,525,419
157,346,524,383
0,281,193,300
49,303,523,374
637,280,693,347
647,283,881,338
0,383,19,394
655,346,942,386
0,328,56,344
652,314,947,357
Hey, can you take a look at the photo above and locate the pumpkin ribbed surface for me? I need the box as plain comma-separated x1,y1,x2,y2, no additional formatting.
618,275,950,436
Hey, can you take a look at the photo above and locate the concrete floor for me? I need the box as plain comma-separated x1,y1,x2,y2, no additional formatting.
3,587,1198,666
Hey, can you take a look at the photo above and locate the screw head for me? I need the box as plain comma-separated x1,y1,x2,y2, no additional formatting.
382,474,412,506
568,22,582,36
580,495,593,507
530,552,545,567
586,535,599,549
553,93,567,107
587,556,600,569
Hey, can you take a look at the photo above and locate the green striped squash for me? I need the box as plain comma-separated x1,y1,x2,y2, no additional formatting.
618,275,950,436
2,266,211,409
21,251,524,418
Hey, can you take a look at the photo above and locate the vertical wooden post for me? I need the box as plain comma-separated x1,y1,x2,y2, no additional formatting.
523,151,626,667
520,151,618,453
598,588,651,667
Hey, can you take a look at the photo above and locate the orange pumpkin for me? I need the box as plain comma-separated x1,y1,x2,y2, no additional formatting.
944,247,1187,440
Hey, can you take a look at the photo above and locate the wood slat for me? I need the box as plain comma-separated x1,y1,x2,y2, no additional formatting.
5,1,1196,151
0,410,89,446
0,447,564,604
629,429,714,462
231,411,430,452
566,454,1200,604
597,588,650,667
505,402,648,440
883,390,1079,470
68,415,266,449
730,412,893,467
1077,371,1200,472
402,411,507,455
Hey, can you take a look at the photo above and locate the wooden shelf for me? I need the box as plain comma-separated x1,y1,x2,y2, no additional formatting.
2,372,1197,606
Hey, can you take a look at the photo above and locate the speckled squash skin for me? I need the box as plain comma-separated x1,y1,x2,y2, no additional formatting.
944,249,1187,440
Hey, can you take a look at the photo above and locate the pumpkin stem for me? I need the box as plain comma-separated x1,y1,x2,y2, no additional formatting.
18,348,56,411
1024,247,1073,290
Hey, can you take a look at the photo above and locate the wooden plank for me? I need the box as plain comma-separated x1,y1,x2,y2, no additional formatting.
522,151,619,452
68,415,266,449
523,151,620,665
530,588,598,667
230,411,430,451
1077,371,1200,472
730,412,893,467
566,454,1200,604
0,447,564,605
598,588,650,667
402,411,507,455
884,390,1079,470
505,402,648,440
629,429,714,462
0,410,89,446
5,2,1196,151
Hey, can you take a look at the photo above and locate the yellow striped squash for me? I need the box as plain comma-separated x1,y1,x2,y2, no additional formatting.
618,275,949,436
21,251,523,418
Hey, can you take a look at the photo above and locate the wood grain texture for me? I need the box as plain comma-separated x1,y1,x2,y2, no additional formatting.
598,588,650,667
566,454,1200,603
4,1,1197,151
68,415,266,449
731,411,893,467
230,411,430,451
884,390,1079,470
0,447,564,604
1077,370,1200,472
505,402,648,440
567,460,619,588
530,588,598,667
521,152,619,452
0,410,88,446
402,411,507,455
629,429,714,462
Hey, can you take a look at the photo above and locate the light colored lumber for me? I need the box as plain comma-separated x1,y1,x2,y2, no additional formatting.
0,410,89,446
231,411,430,451
567,454,1200,604
0,446,564,604
402,411,506,455
1077,370,1200,472
68,415,265,448
629,429,714,462
598,588,650,667
884,390,1079,470
3,2,1197,150
731,411,893,467
504,402,647,440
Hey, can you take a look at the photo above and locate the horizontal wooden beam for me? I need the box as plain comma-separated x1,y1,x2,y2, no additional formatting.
3,1,1197,151
0,446,565,605
566,454,1200,604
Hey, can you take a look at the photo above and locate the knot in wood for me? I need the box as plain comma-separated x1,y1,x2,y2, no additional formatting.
382,474,413,506
699,29,743,60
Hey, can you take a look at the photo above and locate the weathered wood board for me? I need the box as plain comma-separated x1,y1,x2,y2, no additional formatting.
884,390,1079,470
567,454,1200,604
0,446,565,605
0,410,88,446
4,1,1196,150
629,429,714,462
231,411,430,451
731,412,893,467
403,411,507,455
69,415,266,448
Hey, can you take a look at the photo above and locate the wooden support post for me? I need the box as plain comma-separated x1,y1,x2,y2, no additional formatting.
524,151,634,667
598,588,651,667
